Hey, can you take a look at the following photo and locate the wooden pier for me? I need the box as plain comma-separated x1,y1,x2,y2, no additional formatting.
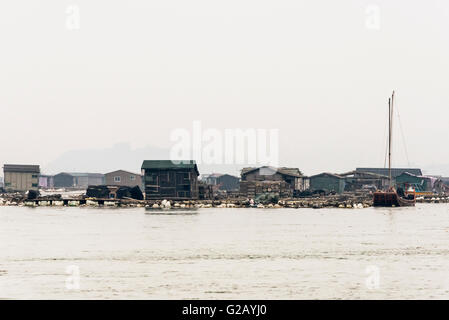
22,198,139,207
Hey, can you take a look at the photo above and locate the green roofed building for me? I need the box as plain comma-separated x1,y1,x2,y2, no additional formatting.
141,160,199,200
310,172,346,194
395,172,429,192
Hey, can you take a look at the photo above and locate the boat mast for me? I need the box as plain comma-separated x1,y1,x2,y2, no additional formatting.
388,91,395,188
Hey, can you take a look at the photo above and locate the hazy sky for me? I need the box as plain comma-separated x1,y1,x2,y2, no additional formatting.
1,1,449,176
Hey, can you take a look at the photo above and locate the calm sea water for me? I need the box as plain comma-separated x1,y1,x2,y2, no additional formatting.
1,204,449,299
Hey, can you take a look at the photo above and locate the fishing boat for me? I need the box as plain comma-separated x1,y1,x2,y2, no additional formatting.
373,91,416,207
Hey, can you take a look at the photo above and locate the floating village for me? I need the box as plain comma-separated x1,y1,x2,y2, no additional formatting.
0,161,449,209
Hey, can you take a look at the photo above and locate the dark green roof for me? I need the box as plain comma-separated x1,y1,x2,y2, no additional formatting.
141,160,199,174
310,172,344,179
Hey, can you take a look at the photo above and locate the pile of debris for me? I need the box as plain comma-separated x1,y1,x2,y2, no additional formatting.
0,191,27,206
198,183,214,200
38,194,63,201
86,185,143,200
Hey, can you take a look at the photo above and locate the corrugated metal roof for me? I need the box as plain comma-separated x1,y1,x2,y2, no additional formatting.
356,168,422,178
218,174,239,179
3,164,40,173
340,170,389,179
310,172,344,179
105,170,141,176
241,166,303,177
277,167,302,177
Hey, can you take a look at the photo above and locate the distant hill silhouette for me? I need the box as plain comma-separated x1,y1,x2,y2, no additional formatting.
42,143,246,176
43,143,169,174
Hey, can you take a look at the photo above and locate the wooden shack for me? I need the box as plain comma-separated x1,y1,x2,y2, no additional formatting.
239,166,307,198
141,160,199,200
340,170,389,191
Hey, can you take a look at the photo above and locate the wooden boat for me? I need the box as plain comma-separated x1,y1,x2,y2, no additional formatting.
373,91,416,207
373,188,415,207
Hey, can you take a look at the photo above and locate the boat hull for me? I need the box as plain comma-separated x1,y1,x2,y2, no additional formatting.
373,191,415,207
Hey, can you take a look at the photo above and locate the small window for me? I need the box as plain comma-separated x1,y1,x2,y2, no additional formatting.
114,176,121,182
32,175,38,178
32,183,38,187
146,174,157,183
130,175,135,181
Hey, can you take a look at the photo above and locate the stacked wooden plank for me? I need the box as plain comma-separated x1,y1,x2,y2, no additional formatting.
198,184,214,200
240,181,293,199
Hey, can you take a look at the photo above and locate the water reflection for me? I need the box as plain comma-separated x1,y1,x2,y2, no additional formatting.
144,207,199,215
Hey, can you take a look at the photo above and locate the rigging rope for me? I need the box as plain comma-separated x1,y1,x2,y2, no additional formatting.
395,94,411,167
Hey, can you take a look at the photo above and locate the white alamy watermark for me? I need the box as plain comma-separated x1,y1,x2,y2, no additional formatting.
170,121,279,167
365,4,381,30
65,265,80,290
66,5,81,30
365,265,380,290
